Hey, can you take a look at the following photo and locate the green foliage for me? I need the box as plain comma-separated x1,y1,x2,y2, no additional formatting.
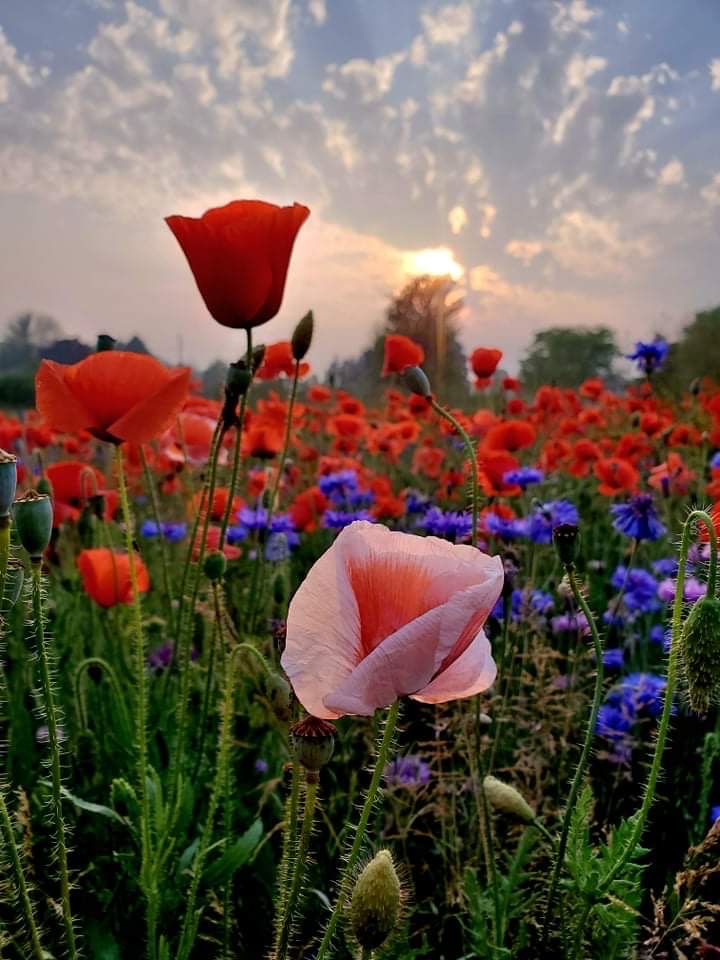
655,305,720,392
519,325,620,391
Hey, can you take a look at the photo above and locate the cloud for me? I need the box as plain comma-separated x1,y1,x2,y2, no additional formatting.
701,173,720,207
308,0,326,26
546,210,656,276
711,59,720,92
657,159,685,187
505,240,543,265
421,3,473,45
323,51,406,103
448,204,468,234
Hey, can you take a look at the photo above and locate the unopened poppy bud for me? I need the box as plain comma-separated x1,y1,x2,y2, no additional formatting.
203,550,227,581
681,595,720,714
290,715,335,772
553,523,578,567
291,310,314,361
225,360,252,399
96,334,116,352
13,491,53,560
0,449,17,519
1,560,24,612
402,366,432,399
483,775,534,822
266,673,293,723
350,849,402,951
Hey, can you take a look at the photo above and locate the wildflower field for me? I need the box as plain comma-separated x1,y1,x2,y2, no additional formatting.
1,198,720,960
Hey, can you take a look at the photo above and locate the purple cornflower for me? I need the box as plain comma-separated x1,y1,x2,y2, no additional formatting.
502,467,545,489
596,672,667,763
627,339,669,375
653,557,678,578
384,755,431,788
526,500,578,545
551,611,589,634
711,805,720,824
405,490,431,515
710,451,720,470
255,758,269,775
418,506,472,542
147,642,198,671
484,511,526,540
603,648,624,670
611,494,666,542
322,509,373,529
140,520,188,542
611,566,659,614
658,577,707,605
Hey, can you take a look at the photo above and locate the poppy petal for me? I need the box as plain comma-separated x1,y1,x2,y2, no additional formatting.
36,360,96,434
109,367,192,445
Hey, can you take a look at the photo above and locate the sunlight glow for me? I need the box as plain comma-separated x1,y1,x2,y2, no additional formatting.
402,247,464,281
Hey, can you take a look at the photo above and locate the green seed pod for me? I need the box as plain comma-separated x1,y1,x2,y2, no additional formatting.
291,310,314,361
266,673,293,723
681,595,720,714
290,716,335,771
402,365,432,399
1,560,24,612
482,775,535,822
13,491,53,560
350,850,402,951
553,523,579,567
203,550,227,581
0,449,17,518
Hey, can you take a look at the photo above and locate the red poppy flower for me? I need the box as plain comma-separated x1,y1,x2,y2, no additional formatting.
382,335,425,376
166,199,310,329
36,352,191,445
579,378,604,400
256,341,310,381
482,420,536,453
471,348,502,381
649,452,696,496
477,451,521,496
308,385,332,403
593,457,639,496
290,486,328,532
77,548,150,608
46,461,118,525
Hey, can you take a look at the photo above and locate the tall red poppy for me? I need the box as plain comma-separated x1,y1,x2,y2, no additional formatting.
77,548,150,607
382,335,424,375
256,341,310,381
593,457,640,496
165,200,310,329
36,352,191,445
470,348,503,382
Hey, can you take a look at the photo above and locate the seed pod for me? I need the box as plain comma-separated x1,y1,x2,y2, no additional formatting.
553,523,579,567
203,550,227,582
0,449,17,518
13,491,53,560
290,715,335,772
349,850,402,951
483,775,535,822
402,365,432,399
291,310,314,361
681,595,720,714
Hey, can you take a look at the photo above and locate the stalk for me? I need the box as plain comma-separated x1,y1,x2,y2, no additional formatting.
274,774,319,960
430,400,479,546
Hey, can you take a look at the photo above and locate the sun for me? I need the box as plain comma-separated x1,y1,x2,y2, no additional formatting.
402,247,464,281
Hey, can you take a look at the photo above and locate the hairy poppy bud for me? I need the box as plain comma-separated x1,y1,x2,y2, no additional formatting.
681,595,720,714
96,334,116,352
553,523,579,567
350,850,402,950
290,715,335,772
203,550,227,582
402,366,432,399
483,775,535,822
13,491,53,560
0,449,17,519
291,310,314,361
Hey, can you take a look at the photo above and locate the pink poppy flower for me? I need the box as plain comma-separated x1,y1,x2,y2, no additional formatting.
281,521,503,718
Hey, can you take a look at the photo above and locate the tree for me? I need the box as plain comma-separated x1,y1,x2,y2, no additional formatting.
654,306,720,392
519,326,620,391
0,312,63,372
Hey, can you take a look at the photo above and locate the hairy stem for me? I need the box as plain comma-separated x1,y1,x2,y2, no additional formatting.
275,775,319,960
430,400,479,546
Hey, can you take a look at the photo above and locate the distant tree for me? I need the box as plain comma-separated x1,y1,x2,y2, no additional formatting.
0,312,63,372
40,338,92,365
202,360,229,400
654,306,720,391
117,335,150,354
519,326,620,391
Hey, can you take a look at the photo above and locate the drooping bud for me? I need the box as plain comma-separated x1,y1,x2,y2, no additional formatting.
13,491,53,560
0,449,17,519
482,775,535,822
203,550,227,582
96,334,116,352
349,849,402,951
291,310,314,361
266,673,293,723
680,595,720,714
290,716,335,773
402,365,432,399
553,523,579,567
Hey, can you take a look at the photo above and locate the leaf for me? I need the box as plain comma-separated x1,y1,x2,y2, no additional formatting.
49,783,127,825
202,819,263,887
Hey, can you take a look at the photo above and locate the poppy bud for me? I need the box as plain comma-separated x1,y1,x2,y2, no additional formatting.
1,560,24,612
553,523,578,567
291,310,314,361
290,715,335,772
482,775,534,822
13,491,53,560
266,673,293,723
349,850,402,951
203,550,227,582
225,360,252,400
96,334,116,352
0,449,17,519
681,595,720,714
402,366,432,399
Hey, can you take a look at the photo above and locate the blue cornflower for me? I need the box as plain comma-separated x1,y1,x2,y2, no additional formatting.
603,648,624,670
530,590,554,615
611,566,660,614
711,805,720,824
384,755,431,788
611,494,666,542
418,507,472,542
596,704,632,741
140,520,161,538
502,467,545,489
226,525,248,545
405,490,431,515
649,624,667,646
322,510,373,529
484,512,527,540
265,532,290,563
526,500,578,545
161,522,187,543
627,339,669,375
710,451,720,470
255,758,269,775
319,469,359,502
653,557,678,578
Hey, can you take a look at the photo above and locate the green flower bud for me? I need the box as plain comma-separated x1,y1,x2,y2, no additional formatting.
553,523,579,567
203,550,227,581
13,491,53,560
402,365,432,399
290,716,335,772
0,449,17,518
681,595,720,714
225,360,252,399
483,775,535,822
350,850,402,951
291,310,314,361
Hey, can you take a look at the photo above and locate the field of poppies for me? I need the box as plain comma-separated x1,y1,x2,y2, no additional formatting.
0,199,719,960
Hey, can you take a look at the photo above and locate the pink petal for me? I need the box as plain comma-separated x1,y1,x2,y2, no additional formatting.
411,629,497,704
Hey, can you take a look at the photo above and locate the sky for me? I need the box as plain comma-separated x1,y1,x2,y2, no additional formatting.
1,0,719,375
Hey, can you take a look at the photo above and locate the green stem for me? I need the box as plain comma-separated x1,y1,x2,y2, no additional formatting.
218,329,253,549
140,446,174,617
315,700,401,960
430,400,479,547
115,446,155,960
0,785,46,959
541,565,604,945
275,759,301,934
275,775,319,960
31,561,79,960
597,508,717,896
0,518,9,611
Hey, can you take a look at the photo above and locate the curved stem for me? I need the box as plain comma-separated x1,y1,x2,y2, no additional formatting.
315,700,401,960
275,775,319,960
430,400,479,547
115,446,155,959
31,561,79,960
139,446,174,617
541,565,604,945
597,508,717,895
0,786,45,959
